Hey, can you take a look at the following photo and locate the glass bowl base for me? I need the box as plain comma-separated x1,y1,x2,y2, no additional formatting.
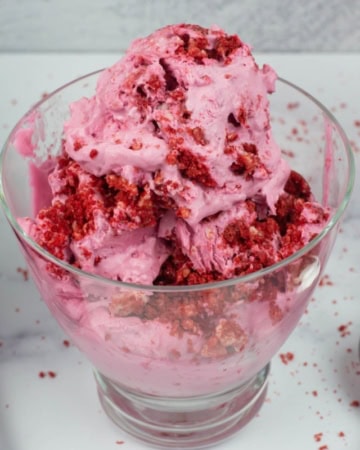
94,363,270,449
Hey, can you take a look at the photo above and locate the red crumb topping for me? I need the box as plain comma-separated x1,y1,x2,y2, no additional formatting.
175,148,217,187
176,29,242,64
188,127,208,145
89,149,98,159
73,139,84,151
229,152,262,179
284,170,311,200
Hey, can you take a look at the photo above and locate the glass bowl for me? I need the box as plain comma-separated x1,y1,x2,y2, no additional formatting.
0,72,354,449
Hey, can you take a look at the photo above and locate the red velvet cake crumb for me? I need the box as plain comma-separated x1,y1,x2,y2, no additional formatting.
279,352,294,365
16,267,29,281
284,170,311,200
176,148,217,187
89,148,98,158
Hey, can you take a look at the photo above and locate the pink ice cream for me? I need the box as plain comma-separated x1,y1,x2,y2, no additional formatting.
19,24,328,287
14,24,330,397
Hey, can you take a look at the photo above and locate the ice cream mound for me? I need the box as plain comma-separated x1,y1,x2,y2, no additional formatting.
20,23,329,286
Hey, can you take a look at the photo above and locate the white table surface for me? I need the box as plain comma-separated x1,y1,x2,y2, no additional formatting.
0,52,360,450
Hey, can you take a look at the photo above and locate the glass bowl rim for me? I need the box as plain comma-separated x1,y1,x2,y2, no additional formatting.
0,70,356,293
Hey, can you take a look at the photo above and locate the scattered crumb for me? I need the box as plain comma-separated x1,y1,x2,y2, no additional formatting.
319,274,333,286
279,352,294,365
338,322,352,338
16,267,29,281
38,371,57,379
287,101,300,110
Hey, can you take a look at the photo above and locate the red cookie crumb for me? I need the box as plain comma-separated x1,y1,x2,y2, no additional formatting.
319,274,333,286
63,339,70,347
16,267,29,281
38,371,57,378
338,322,352,337
89,149,98,159
350,400,359,407
175,148,216,187
287,101,300,110
314,432,323,442
279,352,294,365
188,126,208,145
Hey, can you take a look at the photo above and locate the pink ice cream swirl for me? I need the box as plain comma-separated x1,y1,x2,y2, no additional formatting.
19,24,329,287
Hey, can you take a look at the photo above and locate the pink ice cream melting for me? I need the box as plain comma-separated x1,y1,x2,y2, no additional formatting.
15,24,330,396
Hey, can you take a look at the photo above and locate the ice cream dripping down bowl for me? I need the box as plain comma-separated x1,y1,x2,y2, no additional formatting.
0,69,354,449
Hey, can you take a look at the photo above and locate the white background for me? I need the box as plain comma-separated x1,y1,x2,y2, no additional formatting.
1,0,360,52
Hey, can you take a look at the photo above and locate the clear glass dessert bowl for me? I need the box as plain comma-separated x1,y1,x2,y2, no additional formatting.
0,72,354,449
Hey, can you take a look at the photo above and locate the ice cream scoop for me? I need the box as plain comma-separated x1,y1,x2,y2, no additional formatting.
17,24,329,286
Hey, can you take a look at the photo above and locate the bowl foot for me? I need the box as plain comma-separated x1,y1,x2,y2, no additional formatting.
94,363,270,449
